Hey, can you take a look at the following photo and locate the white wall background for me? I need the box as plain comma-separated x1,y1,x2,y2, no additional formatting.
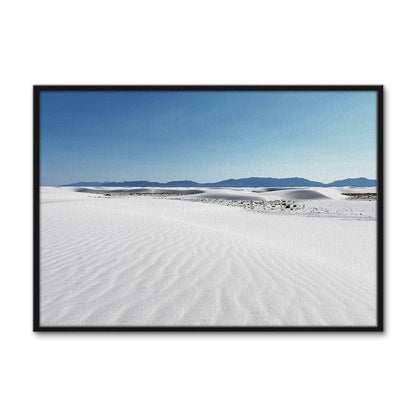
1,1,414,415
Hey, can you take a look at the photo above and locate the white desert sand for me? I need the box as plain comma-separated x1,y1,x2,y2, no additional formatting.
40,186,377,326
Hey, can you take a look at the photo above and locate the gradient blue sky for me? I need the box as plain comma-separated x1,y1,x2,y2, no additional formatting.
40,90,377,185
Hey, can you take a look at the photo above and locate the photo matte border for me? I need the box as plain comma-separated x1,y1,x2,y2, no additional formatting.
33,85,384,332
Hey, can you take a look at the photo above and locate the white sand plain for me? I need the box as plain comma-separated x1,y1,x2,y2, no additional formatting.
40,186,377,326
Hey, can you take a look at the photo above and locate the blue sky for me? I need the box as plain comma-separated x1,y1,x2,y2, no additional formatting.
40,90,377,185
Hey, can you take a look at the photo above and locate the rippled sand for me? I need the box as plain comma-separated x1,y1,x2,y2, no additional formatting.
40,186,377,326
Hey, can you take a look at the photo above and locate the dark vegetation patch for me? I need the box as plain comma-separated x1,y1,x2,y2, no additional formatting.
342,193,377,200
77,188,205,196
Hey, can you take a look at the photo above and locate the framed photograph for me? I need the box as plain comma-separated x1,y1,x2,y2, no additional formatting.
34,85,383,331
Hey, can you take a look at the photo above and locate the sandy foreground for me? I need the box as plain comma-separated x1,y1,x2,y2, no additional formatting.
40,186,377,326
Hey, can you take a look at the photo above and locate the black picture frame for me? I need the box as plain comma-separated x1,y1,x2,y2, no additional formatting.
34,85,384,332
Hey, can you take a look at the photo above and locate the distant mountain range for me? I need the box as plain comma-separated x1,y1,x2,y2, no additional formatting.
64,177,376,188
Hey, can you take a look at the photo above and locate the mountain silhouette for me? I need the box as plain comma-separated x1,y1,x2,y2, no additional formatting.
64,176,377,188
323,177,377,187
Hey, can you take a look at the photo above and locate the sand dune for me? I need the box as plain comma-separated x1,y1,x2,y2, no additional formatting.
40,186,377,326
279,189,329,200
